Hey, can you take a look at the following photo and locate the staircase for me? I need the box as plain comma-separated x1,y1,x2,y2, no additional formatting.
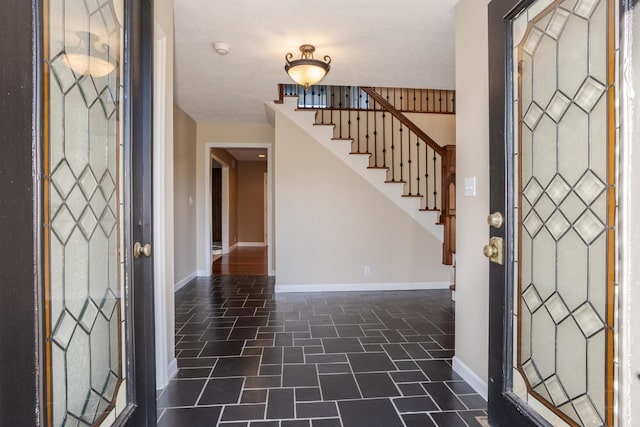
274,84,456,266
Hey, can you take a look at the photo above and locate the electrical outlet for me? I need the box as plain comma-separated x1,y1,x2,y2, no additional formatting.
363,266,371,276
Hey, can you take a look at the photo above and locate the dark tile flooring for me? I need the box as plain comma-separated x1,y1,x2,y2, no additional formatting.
157,276,486,426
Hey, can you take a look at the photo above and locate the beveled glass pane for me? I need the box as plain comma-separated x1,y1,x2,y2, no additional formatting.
532,35,557,105
557,230,588,311
589,0,607,83
531,115,556,186
558,15,588,97
531,230,555,300
512,0,615,424
556,317,587,398
587,331,606,417
557,105,589,185
45,0,126,424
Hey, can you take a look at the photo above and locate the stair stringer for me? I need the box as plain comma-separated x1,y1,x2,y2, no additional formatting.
268,98,443,242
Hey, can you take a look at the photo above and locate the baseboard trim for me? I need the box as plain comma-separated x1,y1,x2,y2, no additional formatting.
452,356,488,400
157,357,178,391
237,241,267,247
167,357,178,382
275,282,450,293
175,271,197,292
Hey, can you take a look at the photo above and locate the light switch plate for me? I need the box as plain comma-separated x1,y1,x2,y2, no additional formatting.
464,176,476,197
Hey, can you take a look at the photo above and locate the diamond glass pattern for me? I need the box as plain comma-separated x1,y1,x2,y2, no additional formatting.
545,8,571,39
523,178,544,205
524,102,544,129
546,91,571,122
523,27,544,55
44,0,125,425
523,211,544,237
575,170,606,205
574,0,600,18
545,293,570,323
573,395,605,426
574,77,606,112
513,0,614,424
523,285,543,312
574,304,604,337
546,210,571,240
574,210,605,244
546,175,571,205
545,375,569,405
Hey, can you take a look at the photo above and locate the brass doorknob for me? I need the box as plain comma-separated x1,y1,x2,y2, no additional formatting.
483,243,498,258
134,242,152,258
487,212,503,228
483,237,503,265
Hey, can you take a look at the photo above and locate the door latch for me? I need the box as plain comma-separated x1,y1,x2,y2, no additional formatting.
483,237,503,265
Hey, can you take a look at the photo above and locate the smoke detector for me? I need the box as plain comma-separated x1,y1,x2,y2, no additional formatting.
212,41,230,56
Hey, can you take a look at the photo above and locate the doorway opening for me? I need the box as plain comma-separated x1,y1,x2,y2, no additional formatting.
203,143,274,276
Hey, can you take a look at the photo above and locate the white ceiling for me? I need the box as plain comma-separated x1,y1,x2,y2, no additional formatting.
174,0,457,125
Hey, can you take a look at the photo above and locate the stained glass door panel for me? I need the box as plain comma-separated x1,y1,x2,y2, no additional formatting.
511,0,616,425
44,0,128,425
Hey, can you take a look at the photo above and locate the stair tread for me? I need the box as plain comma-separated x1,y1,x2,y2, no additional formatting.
367,166,389,170
385,180,406,184
349,152,372,155
401,194,423,198
419,208,440,212
313,123,335,126
332,137,353,141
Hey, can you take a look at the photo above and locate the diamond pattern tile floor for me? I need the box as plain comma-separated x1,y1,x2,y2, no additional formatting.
157,275,487,426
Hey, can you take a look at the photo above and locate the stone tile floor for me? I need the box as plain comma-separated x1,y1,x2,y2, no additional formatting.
157,275,487,426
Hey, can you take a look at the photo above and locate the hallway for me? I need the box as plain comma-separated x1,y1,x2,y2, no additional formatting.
157,276,486,426
213,247,268,276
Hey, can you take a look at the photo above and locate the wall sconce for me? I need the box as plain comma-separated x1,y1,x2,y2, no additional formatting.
65,31,115,78
284,44,331,91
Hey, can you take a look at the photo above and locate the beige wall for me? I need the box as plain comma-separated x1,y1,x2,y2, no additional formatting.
195,123,274,273
238,161,267,243
154,0,175,390
453,0,490,393
406,112,456,147
173,105,197,283
274,109,450,286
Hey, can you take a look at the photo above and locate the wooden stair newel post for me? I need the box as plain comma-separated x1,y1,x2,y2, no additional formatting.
440,145,456,265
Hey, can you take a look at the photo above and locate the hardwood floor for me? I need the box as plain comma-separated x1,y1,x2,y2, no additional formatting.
212,246,267,275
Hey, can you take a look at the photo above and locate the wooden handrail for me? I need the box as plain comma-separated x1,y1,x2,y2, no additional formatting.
360,87,445,157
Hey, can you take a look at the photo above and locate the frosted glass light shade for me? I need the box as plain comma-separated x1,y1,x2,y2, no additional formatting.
65,53,115,77
285,44,331,90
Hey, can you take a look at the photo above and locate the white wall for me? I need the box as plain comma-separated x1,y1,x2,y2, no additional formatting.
195,123,275,275
274,109,451,288
452,0,491,396
173,104,197,285
154,0,176,389
620,5,640,423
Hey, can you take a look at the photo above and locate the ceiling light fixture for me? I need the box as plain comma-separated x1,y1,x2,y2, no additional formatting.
65,31,115,77
257,154,266,158
284,44,331,91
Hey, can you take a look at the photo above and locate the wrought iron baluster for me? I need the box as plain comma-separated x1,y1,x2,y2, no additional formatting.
382,110,387,170
399,122,404,186
425,146,430,208
433,151,438,210
390,114,395,181
416,136,421,197
407,130,412,195
346,89,352,142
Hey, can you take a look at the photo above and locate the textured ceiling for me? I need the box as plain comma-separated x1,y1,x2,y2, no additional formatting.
174,0,456,124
